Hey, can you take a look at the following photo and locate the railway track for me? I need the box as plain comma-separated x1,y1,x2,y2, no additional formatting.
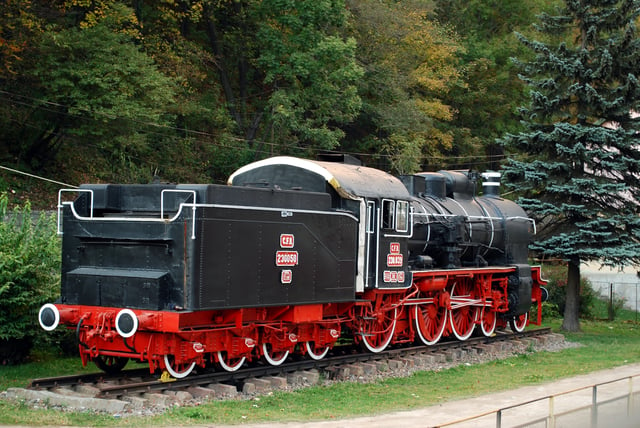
24,327,555,406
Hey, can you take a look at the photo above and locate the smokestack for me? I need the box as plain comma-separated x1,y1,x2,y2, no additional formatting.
481,171,501,197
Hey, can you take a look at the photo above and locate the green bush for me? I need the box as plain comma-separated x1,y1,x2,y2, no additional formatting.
0,193,61,364
540,263,597,319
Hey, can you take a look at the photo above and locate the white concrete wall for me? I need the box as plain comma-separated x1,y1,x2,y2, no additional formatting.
581,261,640,312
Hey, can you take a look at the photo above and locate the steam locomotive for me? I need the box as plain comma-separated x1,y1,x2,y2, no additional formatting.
38,156,546,377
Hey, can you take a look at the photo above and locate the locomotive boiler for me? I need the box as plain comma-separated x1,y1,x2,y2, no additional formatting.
38,156,546,377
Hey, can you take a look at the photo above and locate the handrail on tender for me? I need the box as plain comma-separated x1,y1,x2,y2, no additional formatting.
57,189,94,235
56,188,197,239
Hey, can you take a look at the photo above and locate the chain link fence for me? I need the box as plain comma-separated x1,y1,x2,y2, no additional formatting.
588,281,640,322
580,263,640,322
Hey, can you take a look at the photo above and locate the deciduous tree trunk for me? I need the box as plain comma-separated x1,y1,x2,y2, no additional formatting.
561,258,581,332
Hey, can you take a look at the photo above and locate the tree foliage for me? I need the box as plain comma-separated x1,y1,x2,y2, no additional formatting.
33,4,177,176
345,0,465,173
433,0,564,171
0,0,42,80
1,0,366,184
499,0,640,331
0,2,197,183
0,0,570,189
252,0,363,154
0,193,60,362
197,0,363,158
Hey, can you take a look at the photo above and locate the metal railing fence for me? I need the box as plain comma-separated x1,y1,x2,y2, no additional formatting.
436,373,640,428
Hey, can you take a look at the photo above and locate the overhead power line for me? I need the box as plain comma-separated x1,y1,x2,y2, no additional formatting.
0,88,511,169
0,165,78,188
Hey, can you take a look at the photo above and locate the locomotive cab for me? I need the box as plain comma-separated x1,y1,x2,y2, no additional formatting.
362,197,412,289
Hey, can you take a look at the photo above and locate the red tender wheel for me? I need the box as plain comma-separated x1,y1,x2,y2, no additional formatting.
217,351,246,372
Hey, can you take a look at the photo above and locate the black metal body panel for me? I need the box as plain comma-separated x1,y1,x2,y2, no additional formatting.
60,207,189,310
227,165,329,193
66,268,170,309
376,233,412,288
407,186,532,268
60,183,357,311
229,157,412,201
509,264,533,316
190,205,357,309
204,185,332,211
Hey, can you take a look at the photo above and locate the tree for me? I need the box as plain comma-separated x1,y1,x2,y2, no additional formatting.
433,0,563,171
130,0,243,181
500,0,640,331
345,0,465,173
0,0,44,170
0,0,42,81
200,0,362,159
0,2,184,183
0,0,363,186
31,3,177,181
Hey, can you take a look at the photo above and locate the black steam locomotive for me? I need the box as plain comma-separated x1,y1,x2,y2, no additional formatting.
38,156,546,377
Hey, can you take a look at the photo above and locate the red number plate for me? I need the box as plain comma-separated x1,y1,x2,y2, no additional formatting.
276,251,299,267
280,234,295,248
387,254,403,267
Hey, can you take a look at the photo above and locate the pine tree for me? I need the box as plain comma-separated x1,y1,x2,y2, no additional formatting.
500,0,640,331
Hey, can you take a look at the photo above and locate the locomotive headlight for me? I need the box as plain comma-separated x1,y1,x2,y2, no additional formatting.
540,286,549,302
38,303,60,331
115,309,139,338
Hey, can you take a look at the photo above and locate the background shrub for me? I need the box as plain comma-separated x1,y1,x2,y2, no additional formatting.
539,263,597,319
0,193,61,364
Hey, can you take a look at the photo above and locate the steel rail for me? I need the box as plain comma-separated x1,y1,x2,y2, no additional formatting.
28,327,551,399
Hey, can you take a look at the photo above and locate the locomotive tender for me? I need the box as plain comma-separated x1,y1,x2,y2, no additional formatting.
38,156,546,377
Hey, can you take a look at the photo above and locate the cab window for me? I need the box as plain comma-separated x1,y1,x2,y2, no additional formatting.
382,199,409,232
366,201,375,233
382,199,395,229
396,201,409,232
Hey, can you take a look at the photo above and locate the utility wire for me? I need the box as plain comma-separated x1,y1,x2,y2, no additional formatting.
0,88,509,164
0,165,78,188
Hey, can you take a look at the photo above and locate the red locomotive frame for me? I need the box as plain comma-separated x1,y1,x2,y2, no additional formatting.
43,265,545,377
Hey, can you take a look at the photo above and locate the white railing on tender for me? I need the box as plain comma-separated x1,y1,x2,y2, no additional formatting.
56,188,197,239
436,373,639,428
57,189,94,235
160,190,197,239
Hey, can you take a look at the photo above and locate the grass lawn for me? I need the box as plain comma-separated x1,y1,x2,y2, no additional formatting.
1,314,639,426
